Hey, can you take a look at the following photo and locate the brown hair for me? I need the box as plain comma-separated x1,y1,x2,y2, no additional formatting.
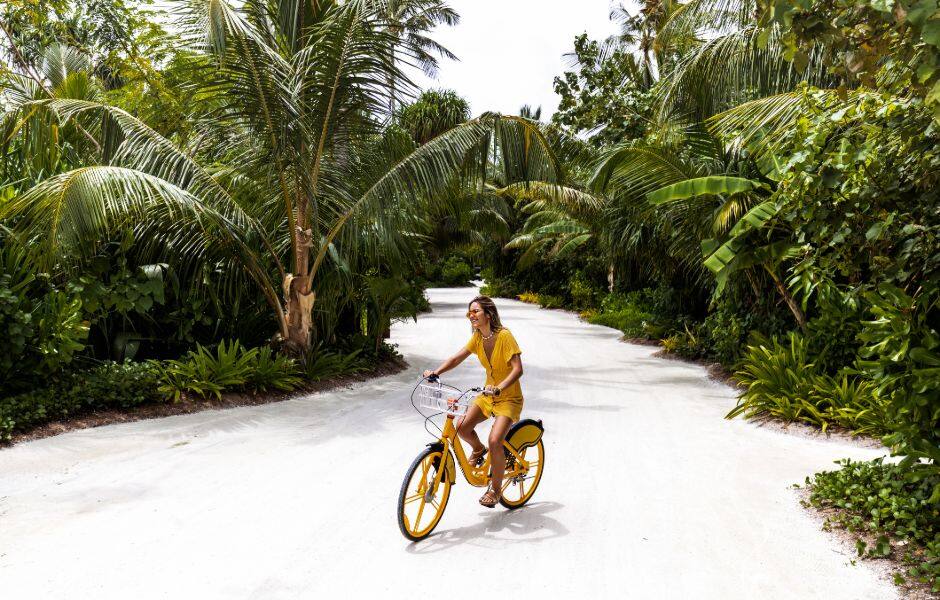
468,295,503,332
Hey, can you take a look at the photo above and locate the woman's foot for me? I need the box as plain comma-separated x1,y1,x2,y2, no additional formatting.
469,447,487,467
479,484,500,508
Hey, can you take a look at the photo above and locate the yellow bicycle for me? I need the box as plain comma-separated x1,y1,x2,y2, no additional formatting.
397,376,545,541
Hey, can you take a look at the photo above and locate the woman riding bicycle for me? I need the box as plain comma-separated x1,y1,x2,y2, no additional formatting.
423,295,524,508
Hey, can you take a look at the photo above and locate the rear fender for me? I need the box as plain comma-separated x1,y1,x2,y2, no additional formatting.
506,418,544,453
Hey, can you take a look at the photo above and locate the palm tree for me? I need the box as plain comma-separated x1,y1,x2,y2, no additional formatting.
381,0,459,114
0,0,563,352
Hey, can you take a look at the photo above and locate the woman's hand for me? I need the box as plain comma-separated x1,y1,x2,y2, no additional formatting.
423,369,438,379
483,385,501,396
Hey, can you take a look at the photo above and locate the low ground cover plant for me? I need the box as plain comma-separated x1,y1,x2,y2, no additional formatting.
0,337,385,441
0,360,164,441
806,458,939,593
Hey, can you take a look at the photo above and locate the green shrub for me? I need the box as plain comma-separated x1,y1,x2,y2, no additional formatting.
588,305,653,337
661,324,705,356
439,255,474,286
537,294,566,308
700,306,747,366
0,249,90,392
567,271,602,310
159,340,258,400
807,458,939,592
728,333,823,423
727,333,893,435
587,291,666,338
249,347,303,392
300,343,367,381
480,276,520,298
856,283,940,476
159,340,303,400
0,361,164,441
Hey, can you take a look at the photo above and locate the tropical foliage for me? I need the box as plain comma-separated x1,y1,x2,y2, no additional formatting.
0,0,570,438
480,0,939,505
806,459,940,592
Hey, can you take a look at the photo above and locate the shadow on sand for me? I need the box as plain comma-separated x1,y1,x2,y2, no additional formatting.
404,501,568,553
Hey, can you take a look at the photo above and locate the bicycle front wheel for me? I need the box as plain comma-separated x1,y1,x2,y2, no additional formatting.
397,447,453,541
500,439,544,509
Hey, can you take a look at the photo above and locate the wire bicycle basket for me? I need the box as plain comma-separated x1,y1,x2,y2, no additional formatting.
414,380,472,417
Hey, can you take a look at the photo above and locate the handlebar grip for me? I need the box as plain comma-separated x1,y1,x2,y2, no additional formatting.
427,374,440,383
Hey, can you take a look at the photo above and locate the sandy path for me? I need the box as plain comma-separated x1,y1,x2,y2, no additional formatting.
0,287,896,599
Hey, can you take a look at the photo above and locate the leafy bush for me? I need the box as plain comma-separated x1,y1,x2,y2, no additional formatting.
517,291,540,304
856,283,940,476
806,458,939,593
588,304,654,337
159,340,302,400
700,306,747,366
539,294,566,308
1,245,90,392
585,291,670,339
518,291,565,308
300,343,367,381
439,255,474,286
249,347,303,392
567,271,602,310
480,275,520,298
727,333,893,435
0,361,164,441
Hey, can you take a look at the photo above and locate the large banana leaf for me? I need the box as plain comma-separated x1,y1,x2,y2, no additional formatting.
647,175,764,204
702,201,780,274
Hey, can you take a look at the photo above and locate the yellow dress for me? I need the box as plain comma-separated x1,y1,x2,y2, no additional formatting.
464,328,524,421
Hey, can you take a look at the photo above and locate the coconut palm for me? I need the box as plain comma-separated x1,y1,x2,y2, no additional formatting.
0,0,563,351
381,0,459,114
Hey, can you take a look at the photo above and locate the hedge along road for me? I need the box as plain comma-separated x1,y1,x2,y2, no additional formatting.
0,287,896,599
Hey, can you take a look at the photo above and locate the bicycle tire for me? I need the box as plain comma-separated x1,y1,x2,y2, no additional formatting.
397,447,453,541
499,439,544,510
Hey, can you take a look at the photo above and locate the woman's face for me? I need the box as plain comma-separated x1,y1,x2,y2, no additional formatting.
467,302,490,330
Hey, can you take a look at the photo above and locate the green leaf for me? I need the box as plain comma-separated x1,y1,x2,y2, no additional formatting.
924,18,940,47
865,222,885,240
648,176,765,204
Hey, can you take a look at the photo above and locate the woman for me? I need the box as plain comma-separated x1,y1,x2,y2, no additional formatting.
423,295,524,508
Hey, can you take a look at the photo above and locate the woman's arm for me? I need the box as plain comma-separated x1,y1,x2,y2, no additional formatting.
488,354,523,394
424,348,472,378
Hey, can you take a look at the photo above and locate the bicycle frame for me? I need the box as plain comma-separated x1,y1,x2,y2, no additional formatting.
432,411,532,492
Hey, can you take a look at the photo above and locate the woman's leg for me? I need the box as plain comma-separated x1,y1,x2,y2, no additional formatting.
487,416,514,495
456,404,487,454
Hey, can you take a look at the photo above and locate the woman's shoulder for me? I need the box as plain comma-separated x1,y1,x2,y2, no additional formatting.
498,327,518,341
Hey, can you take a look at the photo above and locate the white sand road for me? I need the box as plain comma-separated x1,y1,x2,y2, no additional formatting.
0,287,897,599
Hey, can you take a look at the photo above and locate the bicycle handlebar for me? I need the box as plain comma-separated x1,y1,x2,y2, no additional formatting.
421,375,494,396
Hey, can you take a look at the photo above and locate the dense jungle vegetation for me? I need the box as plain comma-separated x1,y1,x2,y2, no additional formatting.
1,0,937,590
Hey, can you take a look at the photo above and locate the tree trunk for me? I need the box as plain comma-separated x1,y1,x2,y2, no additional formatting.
283,273,316,351
607,262,615,293
765,266,807,331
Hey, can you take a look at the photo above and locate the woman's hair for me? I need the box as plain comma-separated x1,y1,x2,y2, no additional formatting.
469,295,503,332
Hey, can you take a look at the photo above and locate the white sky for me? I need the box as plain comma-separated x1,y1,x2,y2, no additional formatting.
410,1,621,117
151,0,623,118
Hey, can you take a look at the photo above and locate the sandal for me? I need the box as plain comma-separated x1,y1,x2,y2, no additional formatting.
479,484,500,508
469,447,487,467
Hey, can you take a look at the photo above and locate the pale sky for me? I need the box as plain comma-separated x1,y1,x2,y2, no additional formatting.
152,0,623,118
410,1,622,117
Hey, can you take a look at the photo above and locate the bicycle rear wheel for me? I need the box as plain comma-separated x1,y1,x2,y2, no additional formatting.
397,447,453,541
499,439,544,509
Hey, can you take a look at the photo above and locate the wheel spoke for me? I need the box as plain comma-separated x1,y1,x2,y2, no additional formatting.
414,497,427,530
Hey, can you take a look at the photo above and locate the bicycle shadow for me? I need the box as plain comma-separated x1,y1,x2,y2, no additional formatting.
404,501,568,553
